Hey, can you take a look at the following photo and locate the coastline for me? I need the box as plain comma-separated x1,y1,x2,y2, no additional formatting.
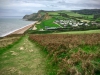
2,21,38,37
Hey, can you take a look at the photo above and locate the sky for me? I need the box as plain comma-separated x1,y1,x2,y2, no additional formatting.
0,0,100,17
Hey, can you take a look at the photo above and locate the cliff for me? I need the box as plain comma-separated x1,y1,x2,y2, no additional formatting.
42,13,51,20
23,10,51,21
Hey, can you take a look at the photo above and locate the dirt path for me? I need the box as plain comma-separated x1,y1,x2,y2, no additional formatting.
0,36,47,75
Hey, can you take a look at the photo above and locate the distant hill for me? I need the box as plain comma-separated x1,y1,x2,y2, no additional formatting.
23,10,51,21
23,9,100,21
72,9,100,15
23,10,69,21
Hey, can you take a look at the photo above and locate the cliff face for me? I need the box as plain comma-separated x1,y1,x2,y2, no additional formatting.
23,10,51,21
23,13,36,20
23,15,30,19
23,13,41,21
42,13,51,20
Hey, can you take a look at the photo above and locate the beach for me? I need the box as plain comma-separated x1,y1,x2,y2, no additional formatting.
0,17,36,37
7,21,37,36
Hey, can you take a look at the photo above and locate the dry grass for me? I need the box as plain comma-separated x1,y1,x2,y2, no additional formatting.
29,33,100,75
0,36,47,75
0,36,20,47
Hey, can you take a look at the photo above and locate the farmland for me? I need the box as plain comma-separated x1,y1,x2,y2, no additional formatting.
29,33,100,75
36,18,60,30
24,9,100,32
47,10,93,21
29,10,100,32
53,29,100,34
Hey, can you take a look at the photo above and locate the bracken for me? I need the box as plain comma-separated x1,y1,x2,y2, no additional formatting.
29,33,100,75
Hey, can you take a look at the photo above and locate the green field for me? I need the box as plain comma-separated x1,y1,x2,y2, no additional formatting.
35,10,95,31
47,10,93,19
66,11,93,18
36,18,60,30
54,29,100,34
48,12,59,15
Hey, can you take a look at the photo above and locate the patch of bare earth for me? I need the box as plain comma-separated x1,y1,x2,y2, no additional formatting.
0,36,47,75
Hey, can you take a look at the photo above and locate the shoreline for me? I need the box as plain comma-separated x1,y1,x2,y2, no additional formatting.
1,21,38,37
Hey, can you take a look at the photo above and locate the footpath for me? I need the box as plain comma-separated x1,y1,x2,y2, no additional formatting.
0,36,47,75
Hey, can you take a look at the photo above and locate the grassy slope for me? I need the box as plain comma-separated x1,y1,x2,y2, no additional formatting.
47,10,93,18
48,10,93,22
0,35,48,75
48,12,59,15
53,29,100,34
66,11,93,18
0,36,22,55
36,10,94,30
36,18,60,30
0,33,100,75
29,34,100,75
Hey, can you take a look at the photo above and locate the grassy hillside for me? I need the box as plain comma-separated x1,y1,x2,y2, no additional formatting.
0,27,100,75
53,29,100,34
35,10,94,30
29,33,100,75
23,10,95,22
0,35,22,55
65,11,93,18
46,10,93,20
48,12,59,15
0,35,49,75
36,18,60,30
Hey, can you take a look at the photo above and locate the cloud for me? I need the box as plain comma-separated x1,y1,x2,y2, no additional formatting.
0,0,46,8
56,0,100,9
0,0,100,16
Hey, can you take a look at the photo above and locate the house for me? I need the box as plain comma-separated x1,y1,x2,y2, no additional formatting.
72,24,78,27
64,25,67,27
45,27,57,30
55,20,59,23
85,23,89,26
39,29,44,31
36,22,41,24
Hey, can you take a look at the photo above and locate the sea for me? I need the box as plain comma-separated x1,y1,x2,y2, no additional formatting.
0,16,35,37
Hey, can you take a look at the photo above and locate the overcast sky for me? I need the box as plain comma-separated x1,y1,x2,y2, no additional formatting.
0,0,100,16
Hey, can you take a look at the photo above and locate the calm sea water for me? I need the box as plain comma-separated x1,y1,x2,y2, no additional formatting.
0,17,34,37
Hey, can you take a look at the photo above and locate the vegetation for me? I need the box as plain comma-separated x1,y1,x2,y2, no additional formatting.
72,9,100,15
53,29,100,34
0,35,48,75
95,18,100,23
26,29,100,35
26,30,54,34
36,18,60,30
0,35,23,55
0,36,20,47
72,9,100,21
1,9,100,75
27,10,100,32
23,10,94,21
48,10,93,21
29,33,100,75
94,14,100,23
